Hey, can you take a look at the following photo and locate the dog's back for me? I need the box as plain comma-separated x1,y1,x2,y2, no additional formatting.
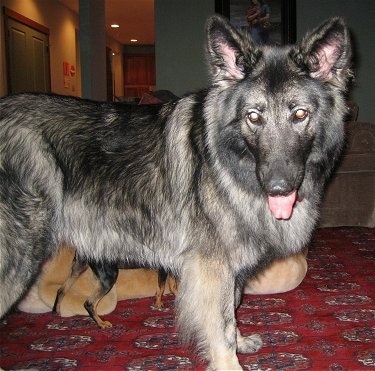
0,95,174,313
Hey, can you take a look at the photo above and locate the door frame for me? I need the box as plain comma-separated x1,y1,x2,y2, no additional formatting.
4,7,51,94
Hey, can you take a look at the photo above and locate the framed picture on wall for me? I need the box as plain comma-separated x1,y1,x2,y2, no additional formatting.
215,0,296,45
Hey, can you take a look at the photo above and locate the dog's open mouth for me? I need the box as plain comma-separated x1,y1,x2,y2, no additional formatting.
268,191,297,220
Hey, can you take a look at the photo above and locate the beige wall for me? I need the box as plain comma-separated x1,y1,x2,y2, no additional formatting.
0,0,124,98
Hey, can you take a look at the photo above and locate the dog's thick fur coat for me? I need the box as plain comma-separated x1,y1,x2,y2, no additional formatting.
0,15,352,369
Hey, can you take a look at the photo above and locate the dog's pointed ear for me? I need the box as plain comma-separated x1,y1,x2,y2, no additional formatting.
291,17,353,89
206,15,259,84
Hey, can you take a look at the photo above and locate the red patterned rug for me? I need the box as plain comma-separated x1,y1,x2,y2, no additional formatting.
1,227,374,370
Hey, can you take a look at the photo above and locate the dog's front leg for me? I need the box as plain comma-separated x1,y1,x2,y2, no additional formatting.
234,279,263,355
177,256,261,370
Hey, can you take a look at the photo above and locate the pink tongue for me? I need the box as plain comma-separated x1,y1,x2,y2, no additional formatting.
268,191,297,220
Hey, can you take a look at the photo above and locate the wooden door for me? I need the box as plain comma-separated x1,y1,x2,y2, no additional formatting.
124,54,155,98
5,13,50,94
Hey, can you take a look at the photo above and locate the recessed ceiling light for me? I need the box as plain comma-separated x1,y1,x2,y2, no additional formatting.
111,24,120,28
130,39,138,43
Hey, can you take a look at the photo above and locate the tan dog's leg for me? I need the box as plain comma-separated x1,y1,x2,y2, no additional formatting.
154,268,168,308
168,275,178,295
85,261,119,329
53,253,88,314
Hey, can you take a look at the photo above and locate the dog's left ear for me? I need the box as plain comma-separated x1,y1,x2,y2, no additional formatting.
206,15,260,85
291,17,353,90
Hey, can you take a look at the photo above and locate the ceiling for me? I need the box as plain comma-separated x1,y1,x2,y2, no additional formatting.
59,0,155,45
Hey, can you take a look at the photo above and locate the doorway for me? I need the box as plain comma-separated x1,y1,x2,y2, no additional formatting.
4,9,51,94
123,53,155,99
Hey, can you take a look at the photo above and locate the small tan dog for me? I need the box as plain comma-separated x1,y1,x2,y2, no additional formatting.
18,245,307,327
52,250,178,328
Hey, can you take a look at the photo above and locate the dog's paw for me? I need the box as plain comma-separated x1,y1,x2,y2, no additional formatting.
97,320,113,329
153,300,164,309
209,355,242,371
237,333,263,354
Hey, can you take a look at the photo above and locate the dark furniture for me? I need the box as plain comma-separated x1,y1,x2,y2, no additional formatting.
320,121,375,227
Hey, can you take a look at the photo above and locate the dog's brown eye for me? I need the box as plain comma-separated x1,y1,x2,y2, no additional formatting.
247,111,260,124
294,109,308,120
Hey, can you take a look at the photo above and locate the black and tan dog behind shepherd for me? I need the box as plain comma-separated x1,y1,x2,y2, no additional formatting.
0,14,352,370
52,254,177,328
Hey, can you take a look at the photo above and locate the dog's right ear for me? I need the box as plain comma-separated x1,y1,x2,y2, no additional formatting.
206,15,259,85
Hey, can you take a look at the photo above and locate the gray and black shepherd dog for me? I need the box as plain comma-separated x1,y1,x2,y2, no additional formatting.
0,14,352,370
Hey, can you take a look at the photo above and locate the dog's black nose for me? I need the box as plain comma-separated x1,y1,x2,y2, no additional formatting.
266,177,293,196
